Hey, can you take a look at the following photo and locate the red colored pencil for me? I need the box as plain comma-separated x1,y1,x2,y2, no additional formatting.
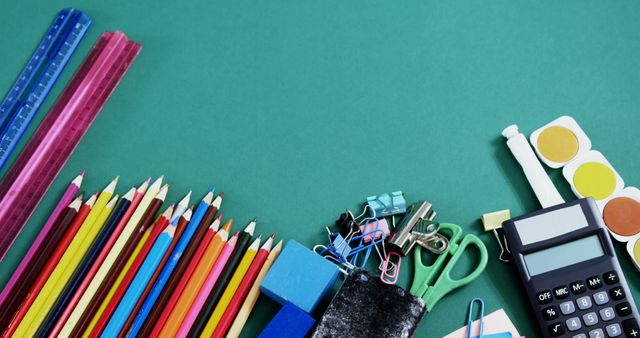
48,188,136,337
1,193,95,338
117,208,193,337
89,204,174,337
150,215,222,337
211,234,274,338
0,172,83,330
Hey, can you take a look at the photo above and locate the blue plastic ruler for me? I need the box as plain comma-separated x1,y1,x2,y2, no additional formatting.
0,8,91,171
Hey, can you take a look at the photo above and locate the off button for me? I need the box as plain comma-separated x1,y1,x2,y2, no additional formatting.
538,290,553,304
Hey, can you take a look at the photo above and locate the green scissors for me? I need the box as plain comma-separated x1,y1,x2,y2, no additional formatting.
410,223,488,312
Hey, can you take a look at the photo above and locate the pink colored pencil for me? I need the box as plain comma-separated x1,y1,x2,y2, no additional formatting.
0,171,83,328
177,234,238,337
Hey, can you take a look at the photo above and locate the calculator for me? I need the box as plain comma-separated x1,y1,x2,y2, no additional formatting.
503,198,640,338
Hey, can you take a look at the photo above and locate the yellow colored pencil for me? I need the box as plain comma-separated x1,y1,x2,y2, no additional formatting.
59,176,164,337
13,177,118,337
81,221,152,337
200,237,261,337
226,240,283,338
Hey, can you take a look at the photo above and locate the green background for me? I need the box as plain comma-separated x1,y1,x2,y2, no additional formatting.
1,0,639,337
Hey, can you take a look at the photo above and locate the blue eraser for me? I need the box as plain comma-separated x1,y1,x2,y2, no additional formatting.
260,240,339,313
258,303,316,338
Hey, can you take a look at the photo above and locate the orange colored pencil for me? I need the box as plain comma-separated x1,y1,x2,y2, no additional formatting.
88,204,173,337
211,235,274,338
154,217,231,337
1,193,96,338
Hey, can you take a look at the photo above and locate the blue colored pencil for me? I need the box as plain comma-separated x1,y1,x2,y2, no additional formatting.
101,223,176,337
125,191,214,337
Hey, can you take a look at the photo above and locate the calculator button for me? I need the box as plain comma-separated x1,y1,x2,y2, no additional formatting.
582,312,598,326
554,286,570,299
572,334,587,338
609,286,625,301
566,317,582,332
599,307,615,321
616,302,632,316
606,323,622,337
577,296,593,310
588,328,604,338
548,322,566,336
542,306,559,320
592,291,609,305
560,301,576,315
570,280,587,294
604,271,619,285
586,276,602,289
537,290,553,304
622,318,640,337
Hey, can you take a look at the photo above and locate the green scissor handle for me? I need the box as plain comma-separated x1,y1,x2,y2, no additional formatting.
410,223,488,312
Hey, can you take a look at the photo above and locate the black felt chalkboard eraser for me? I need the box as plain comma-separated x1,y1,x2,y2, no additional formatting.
311,268,426,338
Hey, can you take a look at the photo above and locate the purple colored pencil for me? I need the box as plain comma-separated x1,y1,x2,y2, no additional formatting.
0,171,84,328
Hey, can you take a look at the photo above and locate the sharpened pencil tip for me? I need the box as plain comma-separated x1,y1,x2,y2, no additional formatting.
80,170,86,176
123,187,136,200
182,208,193,220
211,194,223,208
104,178,118,194
210,186,216,194
270,233,276,239
203,191,214,204
73,172,84,187
210,217,221,231
222,219,232,233
244,220,256,235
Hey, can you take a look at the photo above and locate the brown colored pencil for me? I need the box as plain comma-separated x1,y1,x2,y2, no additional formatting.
118,208,193,337
70,184,168,336
137,193,223,337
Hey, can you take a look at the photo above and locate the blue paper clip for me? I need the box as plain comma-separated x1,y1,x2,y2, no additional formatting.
367,191,406,217
466,298,485,338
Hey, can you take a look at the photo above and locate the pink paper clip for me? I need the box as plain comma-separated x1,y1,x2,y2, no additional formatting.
381,251,402,285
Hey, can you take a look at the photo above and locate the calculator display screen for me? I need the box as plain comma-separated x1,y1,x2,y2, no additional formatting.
523,235,604,276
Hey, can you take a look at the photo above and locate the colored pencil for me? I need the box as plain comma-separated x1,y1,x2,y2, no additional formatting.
203,236,262,336
2,194,89,338
43,188,133,337
85,205,173,338
66,180,167,337
226,240,283,338
118,208,192,336
0,192,83,333
37,193,121,337
126,191,214,337
102,222,176,337
212,235,274,337
13,177,117,337
138,192,223,337
178,233,238,337
81,179,150,336
153,216,226,337
188,220,256,337
0,171,83,329
171,191,191,223
83,221,152,338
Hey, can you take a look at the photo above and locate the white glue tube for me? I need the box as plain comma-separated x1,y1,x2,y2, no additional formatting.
502,124,564,208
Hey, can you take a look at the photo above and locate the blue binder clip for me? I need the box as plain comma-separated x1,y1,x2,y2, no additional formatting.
367,191,406,217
